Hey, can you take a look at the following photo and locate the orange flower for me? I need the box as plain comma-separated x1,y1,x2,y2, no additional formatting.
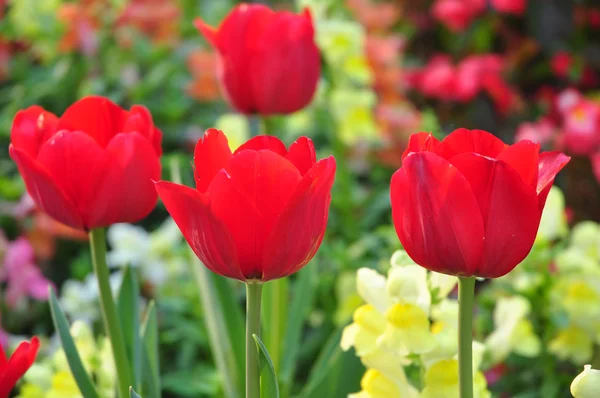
57,0,103,55
185,49,221,102
117,0,181,46
346,0,401,32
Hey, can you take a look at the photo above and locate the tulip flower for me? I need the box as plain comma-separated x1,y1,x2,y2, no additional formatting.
0,337,40,398
391,128,570,279
9,96,162,231
10,96,162,398
195,4,321,115
156,129,336,282
390,128,569,398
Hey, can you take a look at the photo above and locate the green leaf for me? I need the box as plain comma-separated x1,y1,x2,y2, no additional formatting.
279,268,315,393
190,255,244,398
48,288,100,398
253,334,280,398
261,277,289,373
294,329,363,398
130,387,142,398
117,266,142,390
141,301,161,398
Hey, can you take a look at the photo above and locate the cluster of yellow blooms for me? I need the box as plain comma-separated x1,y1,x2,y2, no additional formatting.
340,250,490,398
17,322,115,398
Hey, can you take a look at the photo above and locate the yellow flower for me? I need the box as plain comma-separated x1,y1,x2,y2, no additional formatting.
571,365,600,398
330,89,378,145
549,326,594,365
387,264,431,314
536,186,568,243
570,221,600,260
341,304,387,356
15,384,45,398
47,371,81,398
485,296,540,364
380,303,435,355
420,360,490,398
349,369,402,398
356,268,392,314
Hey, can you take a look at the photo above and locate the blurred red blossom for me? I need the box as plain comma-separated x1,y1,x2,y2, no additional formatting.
431,0,485,32
407,54,519,114
491,0,527,15
57,0,102,55
551,51,572,78
562,99,600,155
515,118,556,146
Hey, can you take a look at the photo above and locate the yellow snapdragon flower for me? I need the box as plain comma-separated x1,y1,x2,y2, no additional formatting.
420,359,491,398
549,325,594,365
571,365,600,398
380,303,436,355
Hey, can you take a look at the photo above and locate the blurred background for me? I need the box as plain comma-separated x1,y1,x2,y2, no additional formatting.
0,0,599,397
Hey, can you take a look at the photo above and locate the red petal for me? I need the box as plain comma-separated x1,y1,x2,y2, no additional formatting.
87,132,161,228
10,146,84,230
262,156,335,281
536,151,571,210
402,132,442,160
439,128,507,159
194,129,232,193
249,10,320,114
233,135,287,156
285,136,316,175
496,140,540,189
478,160,540,278
194,18,218,46
57,96,128,148
11,106,58,158
390,152,485,276
0,337,39,397
208,150,302,278
36,131,106,227
155,181,243,280
209,4,275,113
122,105,162,156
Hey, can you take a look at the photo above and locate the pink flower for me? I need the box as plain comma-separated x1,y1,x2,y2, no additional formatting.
0,237,52,308
551,51,572,78
562,100,600,155
418,56,455,100
432,0,485,32
591,151,600,184
491,0,526,15
515,118,556,145
556,88,583,115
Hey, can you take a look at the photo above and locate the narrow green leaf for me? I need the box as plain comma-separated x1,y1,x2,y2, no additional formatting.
190,254,244,398
117,266,141,390
294,329,363,398
141,301,161,398
48,288,100,398
253,334,280,398
261,277,289,373
130,387,142,398
279,267,315,393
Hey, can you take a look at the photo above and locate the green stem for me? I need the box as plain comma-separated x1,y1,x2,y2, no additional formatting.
246,282,263,398
458,277,475,398
89,228,132,398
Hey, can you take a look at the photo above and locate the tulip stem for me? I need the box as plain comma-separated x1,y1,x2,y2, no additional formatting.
246,282,263,398
458,276,475,398
89,228,132,398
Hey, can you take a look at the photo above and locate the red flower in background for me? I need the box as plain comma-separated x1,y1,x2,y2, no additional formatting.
185,49,221,102
156,130,336,282
195,4,321,115
551,51,572,78
562,99,600,155
0,337,40,398
390,129,570,278
432,0,485,32
9,96,162,231
408,54,518,114
117,0,181,47
491,0,527,15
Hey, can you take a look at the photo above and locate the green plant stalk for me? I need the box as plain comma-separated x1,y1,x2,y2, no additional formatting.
89,228,133,398
246,282,263,398
458,277,475,398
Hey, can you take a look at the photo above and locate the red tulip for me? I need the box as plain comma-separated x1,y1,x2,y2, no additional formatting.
391,129,570,278
155,130,335,282
0,337,40,398
195,4,320,115
9,96,162,231
491,0,527,15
